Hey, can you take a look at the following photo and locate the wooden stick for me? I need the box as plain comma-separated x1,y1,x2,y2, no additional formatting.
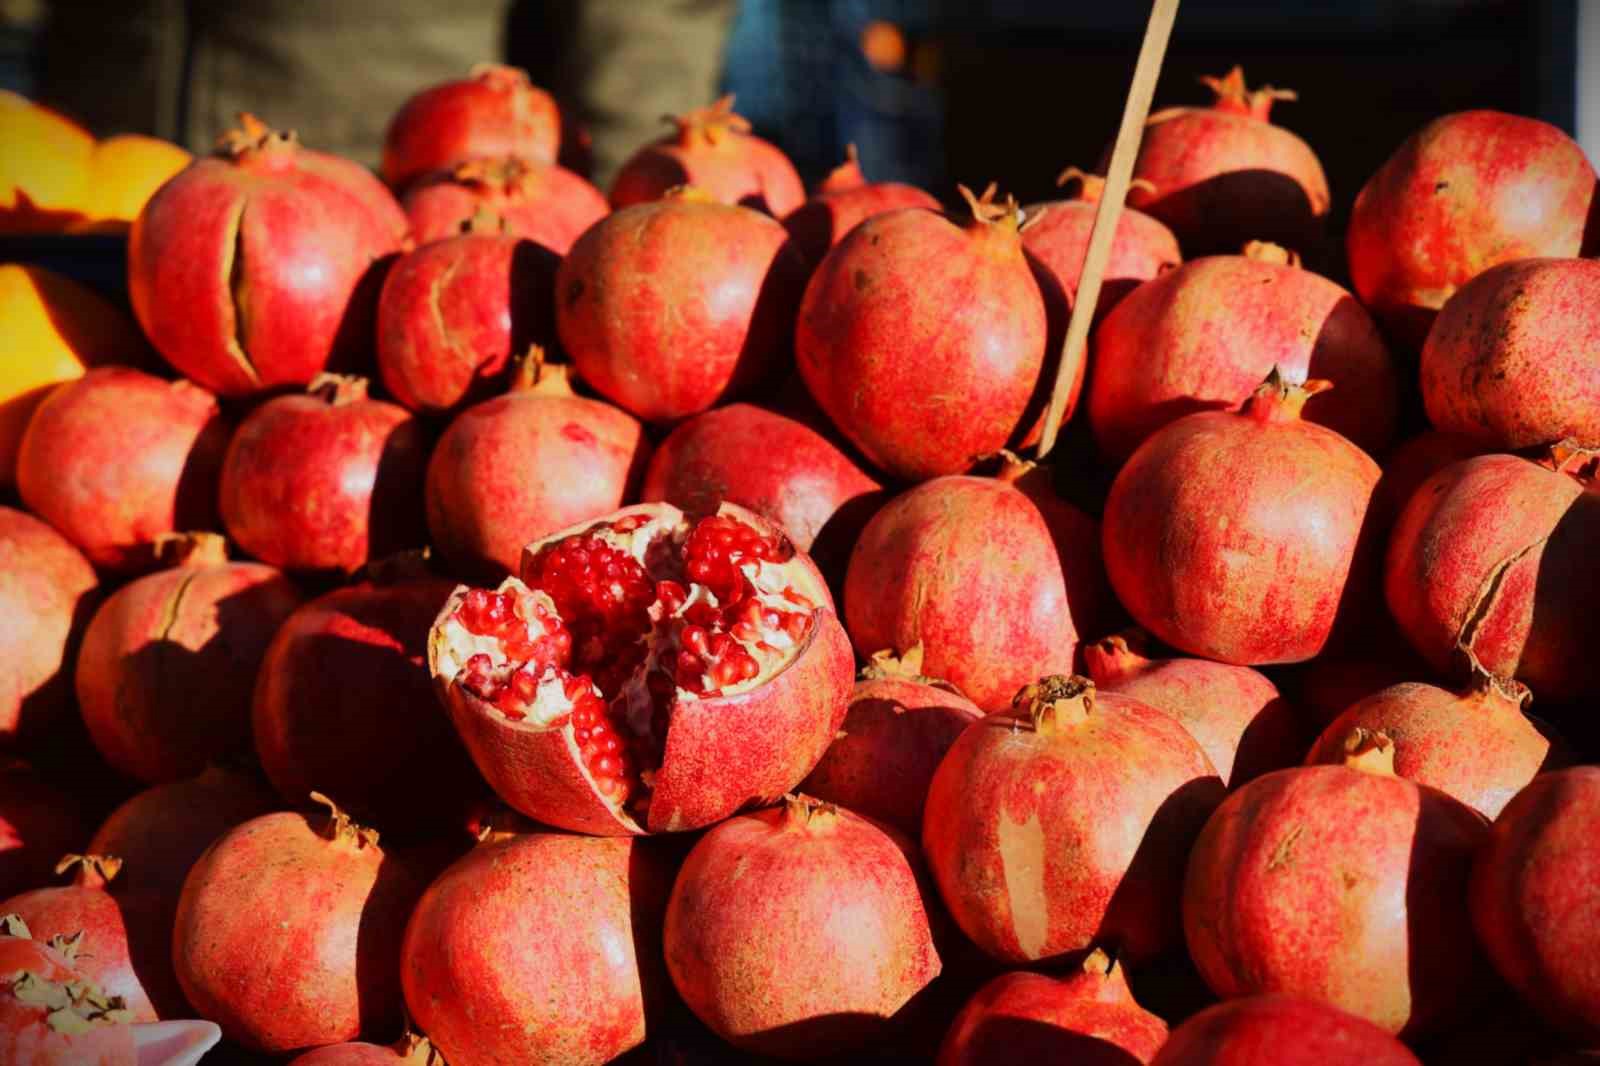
1036,0,1182,459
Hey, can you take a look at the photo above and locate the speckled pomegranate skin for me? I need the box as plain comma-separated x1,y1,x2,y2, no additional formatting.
0,930,136,1066
401,157,607,250
381,65,562,190
286,1040,434,1066
1150,995,1423,1066
784,151,940,266
1021,191,1181,318
0,507,98,745
609,99,804,216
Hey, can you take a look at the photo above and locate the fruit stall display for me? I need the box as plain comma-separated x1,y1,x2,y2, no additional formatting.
0,51,1596,1066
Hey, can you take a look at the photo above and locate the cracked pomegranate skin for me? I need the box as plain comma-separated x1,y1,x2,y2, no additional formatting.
381,65,562,190
1150,995,1423,1066
0,507,98,746
401,157,608,250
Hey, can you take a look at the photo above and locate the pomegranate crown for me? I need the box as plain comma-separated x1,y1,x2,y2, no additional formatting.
818,143,867,195
153,531,230,570
1241,240,1300,267
1085,628,1154,681
54,853,123,887
1242,365,1331,423
216,112,298,159
1200,66,1297,120
468,62,533,92
1341,728,1397,776
858,645,968,696
1055,166,1157,202
956,182,1022,233
1458,648,1533,709
451,156,537,194
1014,674,1095,734
310,791,381,850
1546,438,1600,482
666,94,752,146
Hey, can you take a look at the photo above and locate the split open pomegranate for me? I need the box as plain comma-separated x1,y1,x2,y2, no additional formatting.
428,501,853,835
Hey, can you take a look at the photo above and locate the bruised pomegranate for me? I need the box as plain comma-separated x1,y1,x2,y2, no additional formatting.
1184,731,1489,1038
287,1033,442,1066
381,64,563,189
783,144,940,266
1084,629,1304,788
173,795,430,1053
924,676,1224,966
129,114,406,396
402,156,608,250
0,762,88,899
1125,67,1330,255
425,357,650,581
402,829,670,1065
0,914,136,1066
1103,370,1381,665
76,534,303,783
665,795,941,1060
429,502,853,834
1089,242,1398,463
1471,766,1600,1043
0,507,97,745
797,185,1069,481
1150,995,1423,1066
219,375,429,573
16,367,228,573
609,95,804,216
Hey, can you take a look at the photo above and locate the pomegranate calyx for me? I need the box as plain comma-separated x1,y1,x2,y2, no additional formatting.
468,62,533,91
451,156,527,191
152,531,230,569
53,853,123,888
1243,366,1332,423
306,373,371,408
309,791,381,850
1015,675,1094,734
668,94,752,146
782,793,841,831
509,345,577,396
0,914,31,938
1545,438,1600,481
462,206,511,236
1085,629,1155,682
1461,651,1533,710
957,182,1022,233
215,112,298,160
394,1030,447,1065
1200,66,1297,120
1242,240,1301,267
818,143,868,195
1340,728,1398,776
663,184,719,205
1081,946,1118,978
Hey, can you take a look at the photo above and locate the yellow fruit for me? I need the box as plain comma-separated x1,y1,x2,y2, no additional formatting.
81,134,192,227
0,90,94,233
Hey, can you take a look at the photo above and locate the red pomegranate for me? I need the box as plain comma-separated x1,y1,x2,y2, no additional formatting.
937,949,1168,1065
219,375,429,573
1084,629,1304,788
129,114,407,397
173,795,430,1053
429,501,853,835
800,646,982,835
797,185,1070,481
76,534,302,783
1022,167,1182,319
402,156,608,250
1150,995,1424,1066
1184,731,1490,1038
16,367,228,573
1103,370,1381,665
0,508,97,745
1421,257,1600,449
1385,447,1600,703
1286,648,1434,733
924,676,1224,966
556,187,807,423
1125,67,1330,255
1089,242,1398,463
1369,430,1485,533
402,830,671,1065
425,357,650,581
381,64,563,189
376,211,559,416
0,915,137,1066
0,761,88,899
665,795,941,1060
783,144,941,266
1471,766,1600,1044
287,1033,442,1066
1348,111,1597,350
609,95,804,216
844,460,1111,712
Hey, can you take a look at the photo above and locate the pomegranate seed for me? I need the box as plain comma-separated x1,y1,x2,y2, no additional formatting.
611,514,649,533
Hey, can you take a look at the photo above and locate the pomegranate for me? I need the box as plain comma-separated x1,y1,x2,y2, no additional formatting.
173,794,429,1053
783,144,941,266
402,830,671,1065
0,914,137,1066
129,114,407,397
429,501,853,835
1369,430,1485,533
1084,629,1304,788
1125,67,1330,255
219,375,429,573
1385,446,1600,703
609,95,804,216
1184,730,1490,1038
0,761,88,898
75,534,302,783
381,64,563,190
797,185,1069,481
1287,648,1434,732
844,459,1111,712
923,676,1224,966
1150,995,1424,1066
15,367,228,573
287,1033,442,1065
425,356,650,581
1421,257,1600,450
800,646,982,835
1471,766,1600,1043
376,210,558,416
402,155,608,251
1103,370,1381,665
937,949,1168,1065
557,187,807,423
0,507,97,746
665,795,941,1059
1089,242,1398,463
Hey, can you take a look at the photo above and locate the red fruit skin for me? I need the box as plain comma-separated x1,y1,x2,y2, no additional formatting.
129,122,407,397
0,761,88,898
784,178,940,267
1348,111,1597,350
0,507,98,745
173,805,430,1054
923,682,1225,966
0,930,136,1066
401,158,608,251
286,1043,423,1066
76,558,303,784
1183,762,1490,1038
609,101,805,217
1021,195,1181,320
1088,254,1399,463
1385,453,1600,703
664,799,942,1060
425,387,651,582
1150,995,1423,1066
1421,257,1600,450
16,368,228,573
402,831,671,1066
1369,430,1485,534
381,65,562,190
219,382,429,573
557,196,807,423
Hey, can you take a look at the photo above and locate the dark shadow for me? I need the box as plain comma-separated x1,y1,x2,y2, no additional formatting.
364,415,433,566
0,189,88,236
1582,177,1600,258
808,487,889,593
1522,483,1600,728
1137,168,1323,259
171,408,232,544
7,562,103,750
1125,948,1218,1029
1011,247,1070,455
1304,293,1403,458
327,250,398,382
356,840,434,1042
1402,789,1494,1043
934,1014,1147,1065
509,237,564,365
725,236,810,406
1229,693,1311,789
627,837,678,1034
